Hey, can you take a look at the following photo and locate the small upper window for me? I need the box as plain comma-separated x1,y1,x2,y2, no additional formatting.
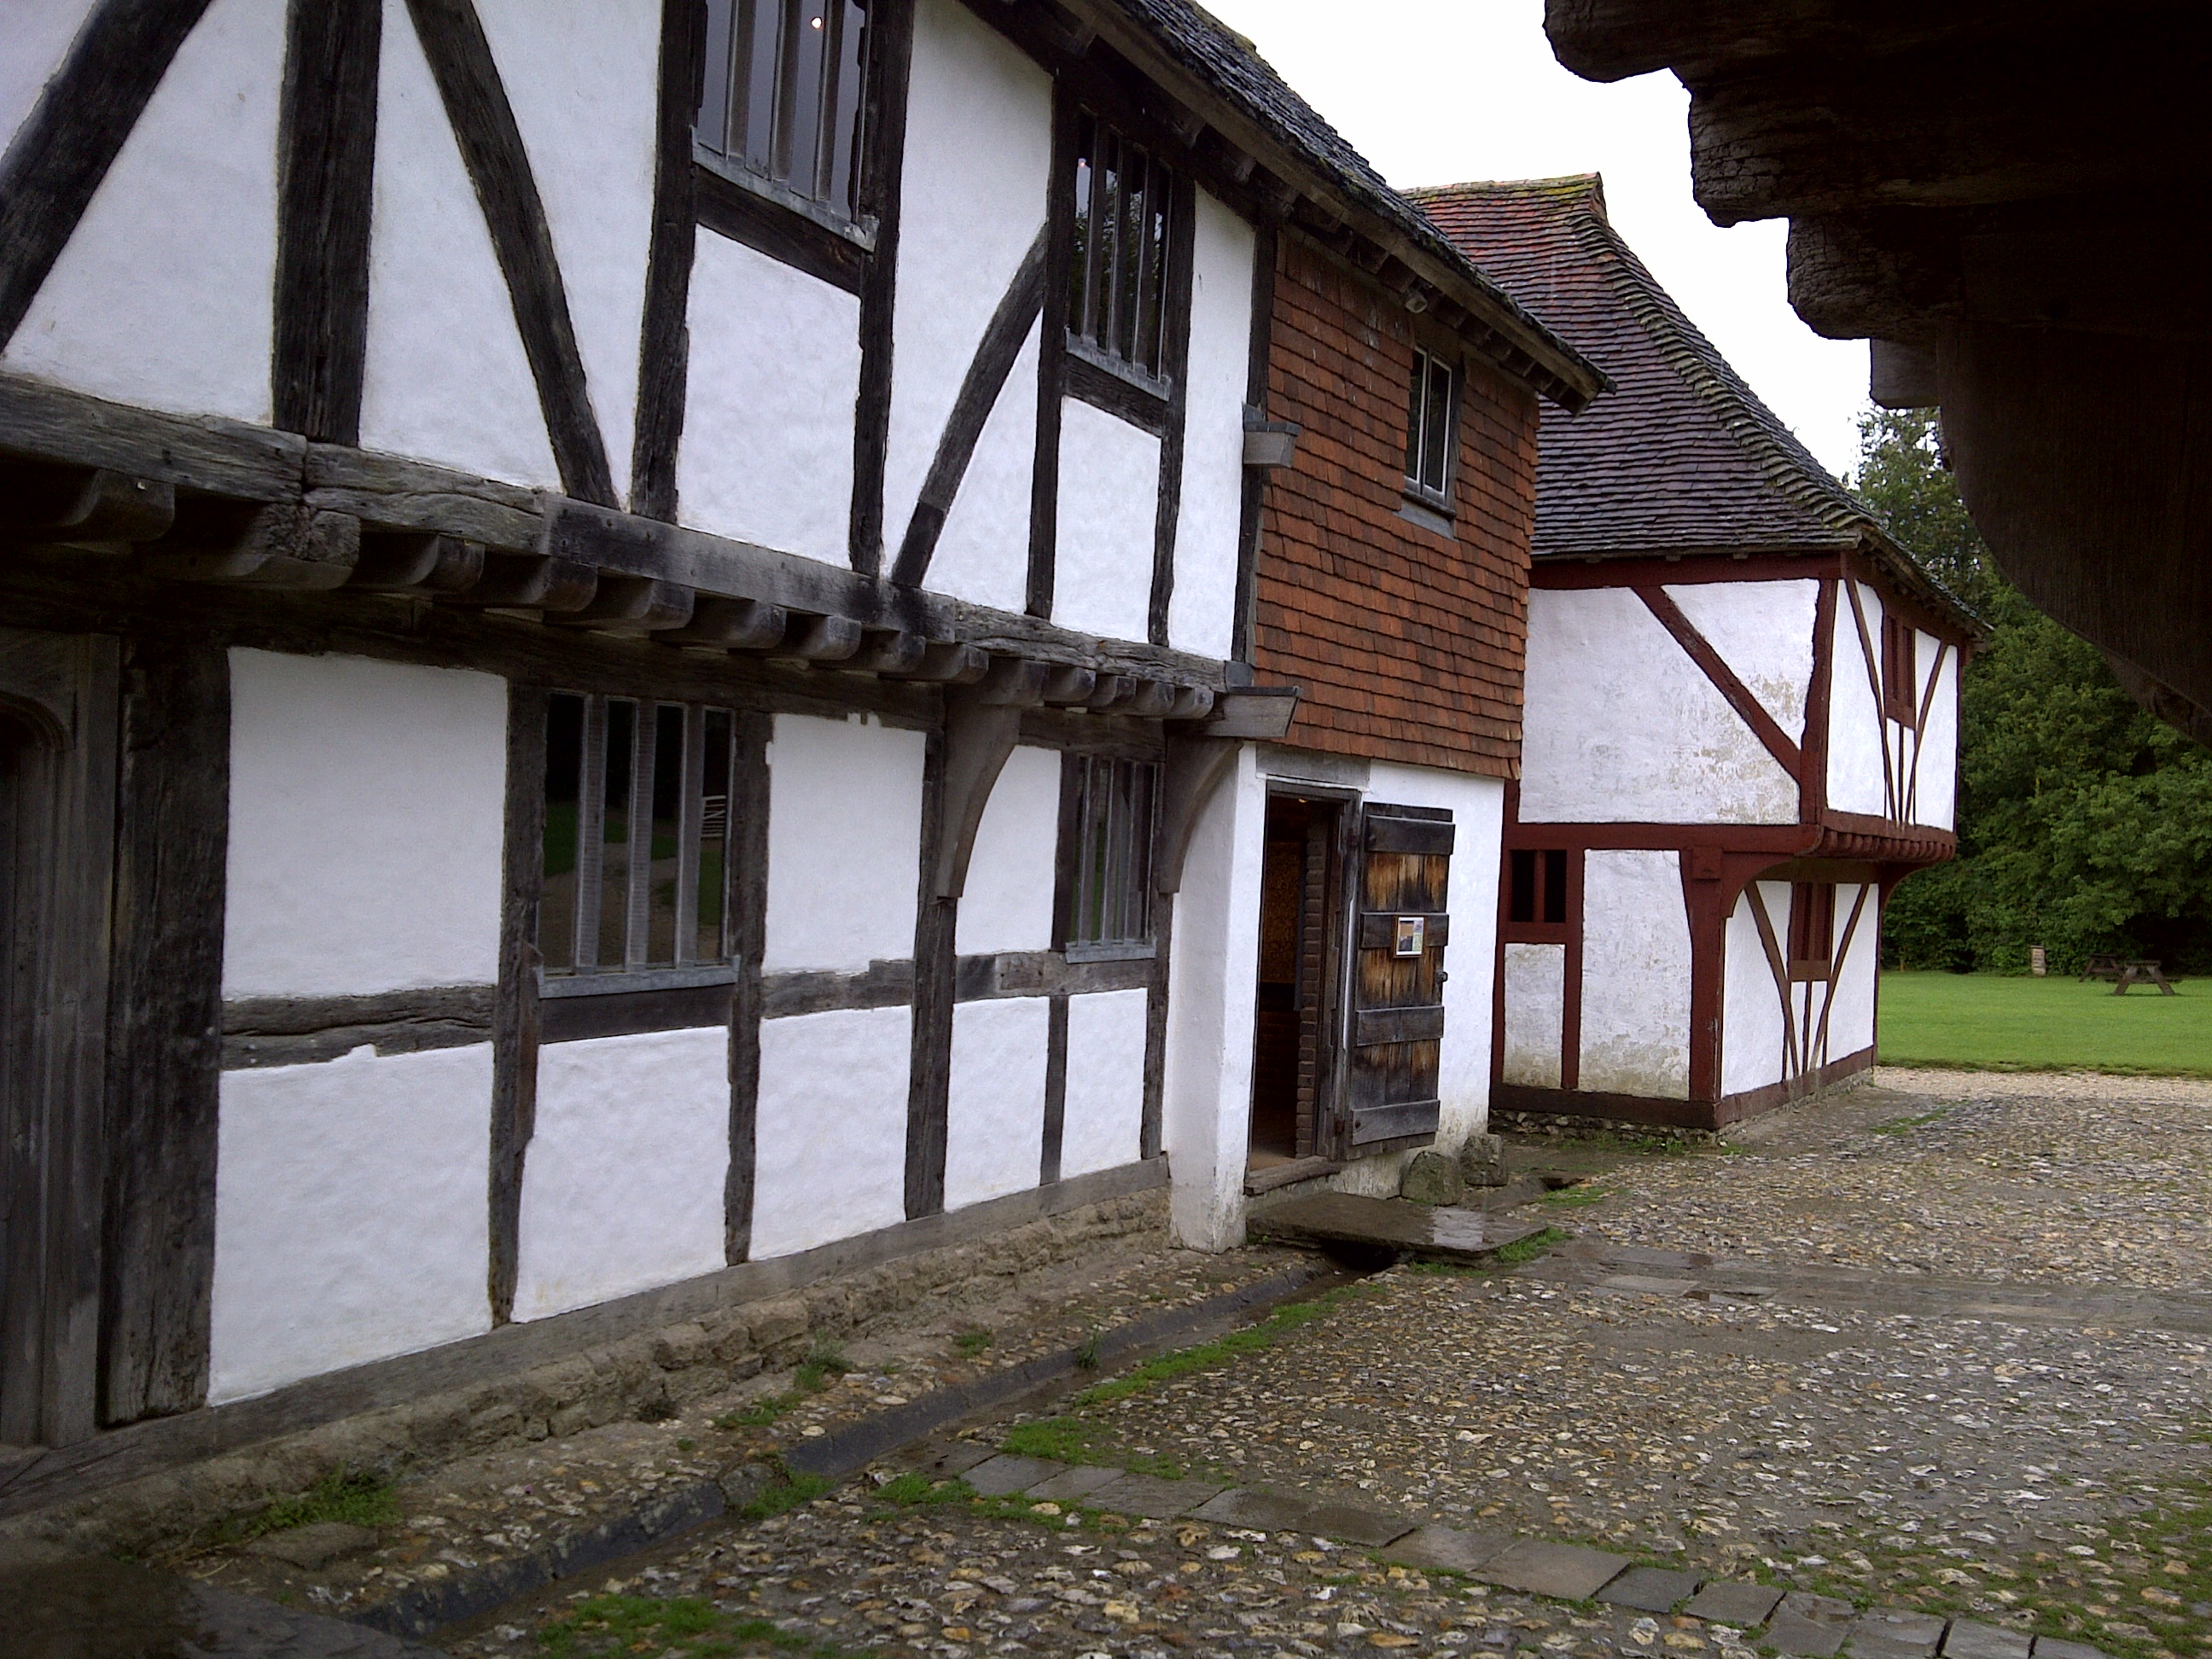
1068,113,1173,379
696,0,870,223
1881,611,1918,724
1065,754,1159,958
541,692,736,977
1788,882,1835,981
1405,346,1456,504
1506,848,1569,926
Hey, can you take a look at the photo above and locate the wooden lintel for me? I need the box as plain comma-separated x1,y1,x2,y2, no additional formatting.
975,656,1050,707
852,629,929,674
348,531,485,592
1041,665,1097,705
787,614,864,661
658,596,788,650
0,464,174,543
933,692,1025,898
890,642,991,684
549,574,696,632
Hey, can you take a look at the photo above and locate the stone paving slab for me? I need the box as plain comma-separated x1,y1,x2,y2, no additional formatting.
1596,1274,1700,1297
1021,1464,1121,1503
1189,1487,1318,1530
1849,1608,1948,1659
1248,1192,1545,1263
2033,1640,2112,1659
1595,1565,1702,1612
904,1438,998,1477
1945,1622,2034,1659
1767,1591,1857,1656
1299,1501,1417,1546
1682,1580,1786,1626
1382,1523,1513,1575
1084,1471,1225,1518
961,1453,1065,1497
1475,1538,1632,1600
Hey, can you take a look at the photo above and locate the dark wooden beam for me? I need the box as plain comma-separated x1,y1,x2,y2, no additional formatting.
1543,0,2072,84
848,0,917,575
1147,179,1196,648
630,0,703,520
725,712,771,1262
487,687,547,1326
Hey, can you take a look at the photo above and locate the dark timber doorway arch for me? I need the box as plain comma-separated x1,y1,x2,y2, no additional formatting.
0,630,118,1448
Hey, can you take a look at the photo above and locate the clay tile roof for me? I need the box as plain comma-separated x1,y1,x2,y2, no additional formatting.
1409,175,1980,632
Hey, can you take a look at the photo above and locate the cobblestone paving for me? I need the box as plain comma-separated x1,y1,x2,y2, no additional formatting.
425,1072,2212,1659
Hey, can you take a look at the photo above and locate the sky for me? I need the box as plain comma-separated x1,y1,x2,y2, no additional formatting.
1199,0,1872,480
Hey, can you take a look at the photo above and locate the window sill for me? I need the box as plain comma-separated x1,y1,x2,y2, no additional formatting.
692,145,877,251
1065,333,1173,401
540,963,738,998
1064,940,1158,964
1397,494,1454,538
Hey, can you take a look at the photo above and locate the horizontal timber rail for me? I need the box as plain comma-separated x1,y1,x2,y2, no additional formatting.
0,371,1226,716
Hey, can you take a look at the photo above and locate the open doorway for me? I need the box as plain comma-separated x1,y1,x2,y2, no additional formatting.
1247,792,1347,1173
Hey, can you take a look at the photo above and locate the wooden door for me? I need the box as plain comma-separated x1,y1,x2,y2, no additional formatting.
1342,805,1452,1153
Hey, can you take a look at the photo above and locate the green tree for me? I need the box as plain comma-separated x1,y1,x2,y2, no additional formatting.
1854,410,2212,974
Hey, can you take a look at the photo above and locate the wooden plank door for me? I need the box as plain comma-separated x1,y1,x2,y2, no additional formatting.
1342,805,1451,1153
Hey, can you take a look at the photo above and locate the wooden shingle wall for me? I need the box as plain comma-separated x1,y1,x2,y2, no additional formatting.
1252,236,1540,777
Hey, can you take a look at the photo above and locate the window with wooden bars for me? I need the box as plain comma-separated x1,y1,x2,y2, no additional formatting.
1405,346,1457,507
539,692,736,978
1063,754,1158,959
1788,882,1835,981
1067,112,1174,381
696,0,870,225
1506,848,1569,926
1881,611,1918,723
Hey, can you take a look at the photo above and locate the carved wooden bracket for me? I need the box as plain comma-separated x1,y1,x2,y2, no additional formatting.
933,692,1026,899
1153,734,1240,896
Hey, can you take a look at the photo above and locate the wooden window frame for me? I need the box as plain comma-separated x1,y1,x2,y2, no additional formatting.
538,690,742,997
1403,344,1458,514
694,0,876,243
1880,611,1918,725
1502,846,1572,944
1064,109,1177,392
1788,881,1836,981
1058,753,1161,963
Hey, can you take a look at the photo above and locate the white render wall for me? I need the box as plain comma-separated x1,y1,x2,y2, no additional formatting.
751,1005,912,1258
1521,587,1800,824
1663,580,1819,742
3,0,282,426
1501,943,1565,1089
1827,584,1887,818
1825,884,1880,1061
1720,882,1790,1096
931,325,1041,614
224,650,507,998
883,0,1053,550
1912,636,1959,829
763,714,926,974
1062,988,1149,1179
1576,850,1692,1098
1167,189,1256,661
944,997,1049,1209
1053,399,1162,644
680,230,864,565
512,1027,732,1321
955,744,1060,956
209,1043,493,1403
1161,744,1264,1252
475,0,659,504
361,0,559,488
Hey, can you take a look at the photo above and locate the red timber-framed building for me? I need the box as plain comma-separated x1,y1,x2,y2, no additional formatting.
1415,176,1983,1130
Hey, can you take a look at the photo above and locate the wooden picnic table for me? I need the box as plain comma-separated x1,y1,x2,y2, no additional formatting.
2081,953,2126,982
2113,959,2177,995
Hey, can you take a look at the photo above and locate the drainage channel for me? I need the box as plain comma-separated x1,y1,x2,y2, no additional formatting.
370,1255,1378,1643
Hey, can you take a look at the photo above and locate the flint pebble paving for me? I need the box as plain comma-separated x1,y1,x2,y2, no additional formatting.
287,1071,2212,1659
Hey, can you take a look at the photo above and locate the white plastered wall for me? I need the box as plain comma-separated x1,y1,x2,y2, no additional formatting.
1720,882,1790,1097
1824,884,1880,1061
1521,587,1800,824
1161,744,1265,1252
1663,580,1819,742
1577,850,1692,1098
0,3,96,150
882,0,1052,557
1053,400,1162,644
1167,189,1255,661
944,997,1048,1209
1912,637,1959,829
1501,944,1565,1089
474,0,658,503
763,714,925,974
1062,988,1149,1179
224,650,507,998
3,0,281,425
210,1043,492,1402
751,1005,912,1258
361,0,559,488
512,1027,731,1321
680,230,863,565
1827,584,1888,817
931,324,1040,614
955,744,1059,955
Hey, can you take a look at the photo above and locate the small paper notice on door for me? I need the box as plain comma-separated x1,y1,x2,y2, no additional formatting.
1394,915,1426,958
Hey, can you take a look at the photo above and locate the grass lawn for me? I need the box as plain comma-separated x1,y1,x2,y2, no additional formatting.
1879,969,2212,1077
